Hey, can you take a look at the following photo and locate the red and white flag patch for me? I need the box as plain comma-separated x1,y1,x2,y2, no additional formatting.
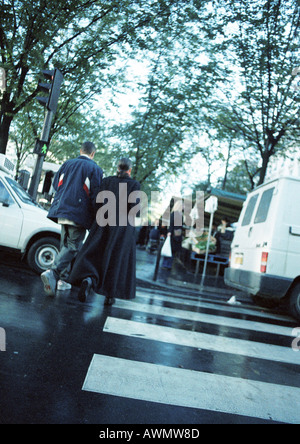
58,173,64,188
83,177,90,196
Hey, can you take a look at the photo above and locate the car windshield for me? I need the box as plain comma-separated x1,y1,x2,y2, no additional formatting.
6,177,39,207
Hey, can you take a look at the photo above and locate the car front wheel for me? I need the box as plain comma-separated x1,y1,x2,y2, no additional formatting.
27,237,60,274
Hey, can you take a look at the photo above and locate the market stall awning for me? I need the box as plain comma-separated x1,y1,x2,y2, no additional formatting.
204,188,246,226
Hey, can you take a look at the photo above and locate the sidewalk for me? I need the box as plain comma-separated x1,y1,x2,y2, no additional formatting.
136,247,250,301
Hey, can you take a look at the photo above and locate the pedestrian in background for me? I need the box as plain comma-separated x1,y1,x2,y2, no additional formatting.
68,158,140,305
41,141,103,296
162,199,184,270
214,215,234,257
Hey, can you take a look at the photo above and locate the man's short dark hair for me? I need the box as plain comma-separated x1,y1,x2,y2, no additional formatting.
81,141,96,155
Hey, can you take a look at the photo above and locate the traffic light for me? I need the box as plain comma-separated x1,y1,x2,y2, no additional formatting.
36,68,63,113
33,139,50,155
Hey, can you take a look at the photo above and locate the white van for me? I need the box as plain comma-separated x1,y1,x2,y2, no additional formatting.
225,175,300,320
0,155,61,273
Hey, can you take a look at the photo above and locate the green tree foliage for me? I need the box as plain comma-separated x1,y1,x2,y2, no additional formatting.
205,0,300,186
1,0,299,195
110,4,222,190
0,0,186,154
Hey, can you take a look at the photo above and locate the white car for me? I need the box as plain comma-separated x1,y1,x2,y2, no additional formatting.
0,155,61,273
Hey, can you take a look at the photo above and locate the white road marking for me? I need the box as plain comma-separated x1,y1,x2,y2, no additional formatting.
136,290,293,323
83,354,300,424
113,299,296,338
103,317,300,365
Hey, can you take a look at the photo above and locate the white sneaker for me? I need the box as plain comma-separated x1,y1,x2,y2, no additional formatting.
57,280,72,291
41,270,57,296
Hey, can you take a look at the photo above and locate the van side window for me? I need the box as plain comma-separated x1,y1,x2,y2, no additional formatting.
242,194,259,226
254,187,275,224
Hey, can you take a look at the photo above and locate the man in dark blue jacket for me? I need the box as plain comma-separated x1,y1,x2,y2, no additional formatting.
41,141,103,296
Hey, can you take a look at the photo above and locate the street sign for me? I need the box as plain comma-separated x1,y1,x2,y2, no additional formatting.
33,139,50,156
205,196,218,214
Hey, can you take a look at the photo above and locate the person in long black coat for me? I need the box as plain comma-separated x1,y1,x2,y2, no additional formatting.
68,158,140,305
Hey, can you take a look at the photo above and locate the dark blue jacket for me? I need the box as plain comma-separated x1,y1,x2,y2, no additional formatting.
48,155,103,229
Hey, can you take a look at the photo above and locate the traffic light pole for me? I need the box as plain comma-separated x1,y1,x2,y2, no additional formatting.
28,109,54,200
28,67,63,200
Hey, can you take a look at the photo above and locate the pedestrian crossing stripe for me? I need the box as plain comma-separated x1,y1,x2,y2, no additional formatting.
112,299,296,338
83,289,300,423
82,354,300,424
103,317,300,366
136,290,293,324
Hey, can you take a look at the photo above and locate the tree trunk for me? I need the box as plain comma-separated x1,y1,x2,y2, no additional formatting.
0,114,13,155
222,139,232,190
258,151,271,186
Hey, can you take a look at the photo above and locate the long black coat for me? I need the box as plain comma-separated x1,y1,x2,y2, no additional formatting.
69,175,140,300
169,210,184,254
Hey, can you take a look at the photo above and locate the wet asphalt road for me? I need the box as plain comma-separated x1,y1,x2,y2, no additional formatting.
0,251,299,425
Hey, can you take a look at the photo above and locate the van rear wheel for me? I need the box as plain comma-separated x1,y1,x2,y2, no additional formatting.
288,283,300,321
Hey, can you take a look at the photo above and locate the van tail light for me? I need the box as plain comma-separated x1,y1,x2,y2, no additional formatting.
260,252,269,273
